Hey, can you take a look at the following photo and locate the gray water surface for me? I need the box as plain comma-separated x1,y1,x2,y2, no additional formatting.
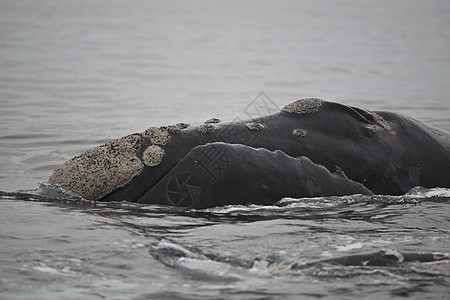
1,0,450,299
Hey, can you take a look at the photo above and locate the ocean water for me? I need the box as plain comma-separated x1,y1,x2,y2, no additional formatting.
1,0,449,299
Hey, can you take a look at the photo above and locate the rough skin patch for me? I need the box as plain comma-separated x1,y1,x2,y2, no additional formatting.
371,112,392,131
143,145,165,167
245,122,264,131
160,123,190,135
144,127,170,145
205,118,221,124
48,134,144,200
177,122,190,129
197,124,217,133
282,98,324,115
292,128,306,138
365,125,383,137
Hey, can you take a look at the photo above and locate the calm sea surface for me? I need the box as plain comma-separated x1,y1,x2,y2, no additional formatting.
1,0,449,299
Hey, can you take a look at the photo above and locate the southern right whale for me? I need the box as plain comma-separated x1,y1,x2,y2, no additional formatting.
47,98,450,208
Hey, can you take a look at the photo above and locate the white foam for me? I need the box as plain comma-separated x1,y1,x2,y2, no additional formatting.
32,263,78,277
405,187,450,198
178,257,243,279
206,187,450,214
335,242,365,252
153,239,243,280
